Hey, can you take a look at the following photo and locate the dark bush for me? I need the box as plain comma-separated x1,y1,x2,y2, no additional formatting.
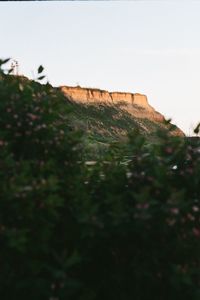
1,59,200,300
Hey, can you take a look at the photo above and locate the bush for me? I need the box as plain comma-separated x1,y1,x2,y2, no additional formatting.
0,60,84,299
76,132,200,300
1,59,200,300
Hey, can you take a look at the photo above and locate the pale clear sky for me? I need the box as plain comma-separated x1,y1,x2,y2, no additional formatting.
1,1,200,135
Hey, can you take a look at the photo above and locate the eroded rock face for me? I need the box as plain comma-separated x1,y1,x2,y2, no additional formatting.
60,86,162,120
61,86,150,108
60,85,184,136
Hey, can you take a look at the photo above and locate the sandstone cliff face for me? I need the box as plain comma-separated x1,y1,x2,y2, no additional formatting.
60,85,184,137
61,86,149,107
61,86,163,121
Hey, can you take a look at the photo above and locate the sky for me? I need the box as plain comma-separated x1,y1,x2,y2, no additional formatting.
1,1,200,135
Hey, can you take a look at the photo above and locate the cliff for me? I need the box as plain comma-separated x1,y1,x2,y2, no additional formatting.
60,85,184,139
61,86,151,108
61,85,149,106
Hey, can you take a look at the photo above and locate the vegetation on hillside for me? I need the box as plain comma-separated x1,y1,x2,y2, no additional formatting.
64,94,183,156
60,88,183,159
1,59,200,300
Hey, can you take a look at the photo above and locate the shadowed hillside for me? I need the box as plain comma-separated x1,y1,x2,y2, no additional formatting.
60,85,184,153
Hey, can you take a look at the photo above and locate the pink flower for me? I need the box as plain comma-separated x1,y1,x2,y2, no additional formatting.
192,206,199,212
28,113,38,121
192,227,200,238
187,213,195,221
136,203,149,209
171,208,179,215
165,147,173,154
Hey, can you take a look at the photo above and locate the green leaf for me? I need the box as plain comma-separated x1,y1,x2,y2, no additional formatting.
194,123,200,135
8,68,14,74
164,118,172,125
38,65,44,74
0,58,10,66
37,75,45,80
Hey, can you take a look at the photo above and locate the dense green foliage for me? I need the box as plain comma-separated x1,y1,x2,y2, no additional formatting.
1,59,200,300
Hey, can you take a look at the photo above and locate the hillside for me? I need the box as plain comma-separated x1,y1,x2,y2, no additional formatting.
0,68,185,157
60,85,184,148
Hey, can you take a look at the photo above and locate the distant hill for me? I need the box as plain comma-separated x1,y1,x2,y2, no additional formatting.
60,85,184,150
2,71,184,157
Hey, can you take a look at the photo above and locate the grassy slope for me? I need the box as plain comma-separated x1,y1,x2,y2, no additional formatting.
65,100,180,140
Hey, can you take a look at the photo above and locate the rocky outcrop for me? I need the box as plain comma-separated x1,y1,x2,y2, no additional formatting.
60,85,184,136
61,86,150,108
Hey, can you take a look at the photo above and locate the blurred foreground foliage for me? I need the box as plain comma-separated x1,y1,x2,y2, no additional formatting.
1,59,200,300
